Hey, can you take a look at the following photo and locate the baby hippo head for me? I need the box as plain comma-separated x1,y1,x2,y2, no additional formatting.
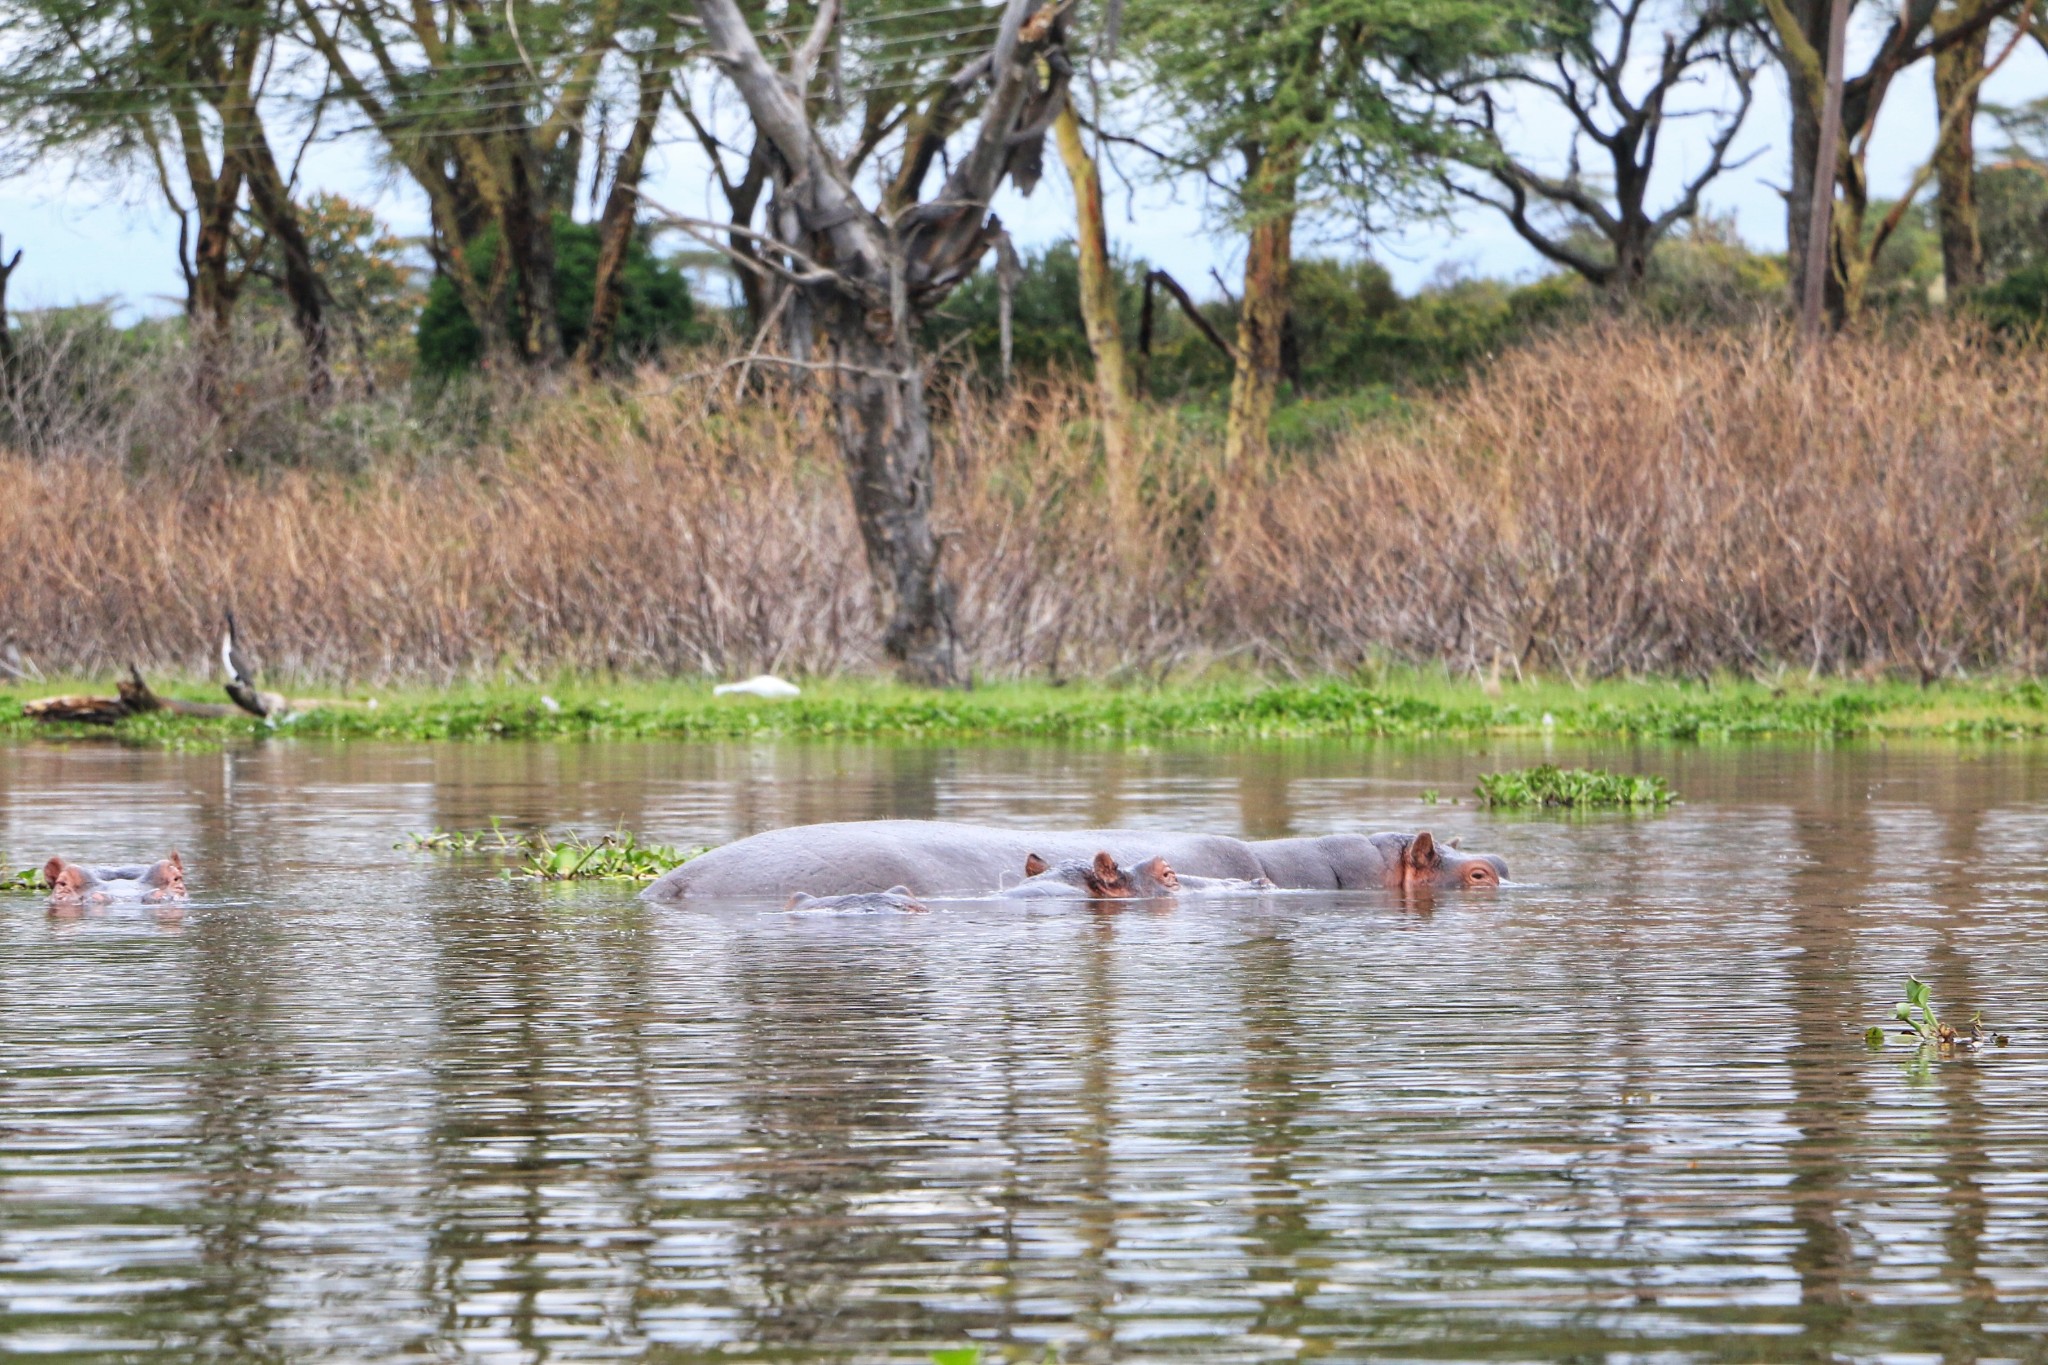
1401,832,1506,890
1023,850,1181,899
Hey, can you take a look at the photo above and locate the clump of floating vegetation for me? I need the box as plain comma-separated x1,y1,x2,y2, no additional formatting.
1475,765,1676,809
519,831,694,882
403,823,695,882
1866,975,2009,1051
400,820,529,855
2,865,44,894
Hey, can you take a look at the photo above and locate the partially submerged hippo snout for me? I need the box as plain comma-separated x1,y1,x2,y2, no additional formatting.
1016,850,1179,900
44,852,187,907
1401,832,1506,890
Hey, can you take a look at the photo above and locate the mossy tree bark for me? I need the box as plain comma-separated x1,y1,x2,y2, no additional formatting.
1052,102,1136,519
1224,143,1297,469
1933,8,1991,293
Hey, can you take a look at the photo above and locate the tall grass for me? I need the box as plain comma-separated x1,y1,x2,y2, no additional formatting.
2,317,2043,683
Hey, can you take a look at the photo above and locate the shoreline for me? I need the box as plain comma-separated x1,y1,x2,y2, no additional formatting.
8,675,2048,744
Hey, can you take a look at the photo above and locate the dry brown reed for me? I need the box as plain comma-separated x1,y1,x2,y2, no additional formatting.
3,318,2044,683
1222,320,2048,680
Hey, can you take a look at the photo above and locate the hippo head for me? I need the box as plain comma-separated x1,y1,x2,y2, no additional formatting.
42,857,98,906
1400,832,1506,890
141,852,186,903
1025,851,1180,899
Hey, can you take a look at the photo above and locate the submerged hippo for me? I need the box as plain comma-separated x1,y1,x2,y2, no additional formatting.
786,886,930,914
1008,851,1182,900
44,852,187,907
642,821,1504,904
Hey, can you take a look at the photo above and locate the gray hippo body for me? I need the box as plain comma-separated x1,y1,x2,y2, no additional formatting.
641,820,1503,904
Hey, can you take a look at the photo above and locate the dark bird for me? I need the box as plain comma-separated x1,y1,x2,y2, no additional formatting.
221,612,287,719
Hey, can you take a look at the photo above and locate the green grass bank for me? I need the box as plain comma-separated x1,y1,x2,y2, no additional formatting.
11,674,2048,745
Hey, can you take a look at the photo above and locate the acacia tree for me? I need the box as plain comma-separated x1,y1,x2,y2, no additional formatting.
674,0,1016,349
0,0,332,405
1444,0,1760,294
685,0,1069,685
1761,0,2022,322
294,0,627,366
1124,0,1528,467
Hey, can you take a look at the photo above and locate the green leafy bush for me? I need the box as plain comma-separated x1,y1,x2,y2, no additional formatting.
417,215,698,375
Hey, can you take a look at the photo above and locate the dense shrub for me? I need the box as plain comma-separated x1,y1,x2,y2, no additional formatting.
7,319,2046,683
416,215,698,375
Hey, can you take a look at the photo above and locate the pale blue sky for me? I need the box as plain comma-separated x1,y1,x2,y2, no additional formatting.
1,15,2038,319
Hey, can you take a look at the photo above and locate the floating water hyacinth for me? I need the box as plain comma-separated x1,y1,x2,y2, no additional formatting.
1867,975,2009,1050
1474,765,1675,809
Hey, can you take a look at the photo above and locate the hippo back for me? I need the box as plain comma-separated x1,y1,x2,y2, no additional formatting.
641,820,1264,903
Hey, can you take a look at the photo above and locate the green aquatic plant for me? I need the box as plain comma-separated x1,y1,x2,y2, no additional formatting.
399,819,529,854
1870,975,2008,1050
403,822,696,882
2,865,44,894
1474,765,1675,809
519,830,694,882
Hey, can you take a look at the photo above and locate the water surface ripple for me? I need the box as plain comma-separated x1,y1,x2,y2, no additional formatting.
4,738,2048,1362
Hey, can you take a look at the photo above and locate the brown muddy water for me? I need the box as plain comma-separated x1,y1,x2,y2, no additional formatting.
3,737,2047,1363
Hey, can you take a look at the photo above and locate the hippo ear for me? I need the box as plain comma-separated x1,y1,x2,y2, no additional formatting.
166,850,183,872
1023,853,1049,878
1446,837,1462,850
1406,831,1440,871
1087,850,1123,893
42,856,67,889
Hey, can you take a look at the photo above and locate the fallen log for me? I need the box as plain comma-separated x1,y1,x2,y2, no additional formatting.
23,665,245,724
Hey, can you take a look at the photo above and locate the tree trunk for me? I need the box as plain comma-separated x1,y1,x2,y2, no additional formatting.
501,139,564,366
1771,0,1840,320
1612,228,1652,296
581,15,678,373
1053,102,1136,519
688,0,1068,687
0,239,18,386
189,163,245,419
1224,147,1297,468
240,129,331,400
1933,17,1989,293
823,300,960,686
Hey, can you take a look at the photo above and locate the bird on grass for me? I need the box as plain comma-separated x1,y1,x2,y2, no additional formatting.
713,674,801,699
221,612,288,720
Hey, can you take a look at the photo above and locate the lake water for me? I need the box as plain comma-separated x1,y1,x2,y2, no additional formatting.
4,736,2048,1363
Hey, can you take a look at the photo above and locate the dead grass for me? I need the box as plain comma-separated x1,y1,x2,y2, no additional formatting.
3,317,2045,684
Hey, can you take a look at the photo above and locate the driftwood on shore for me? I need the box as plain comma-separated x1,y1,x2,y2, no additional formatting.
22,665,265,725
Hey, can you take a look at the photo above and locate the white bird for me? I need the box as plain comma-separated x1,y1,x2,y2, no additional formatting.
714,674,801,699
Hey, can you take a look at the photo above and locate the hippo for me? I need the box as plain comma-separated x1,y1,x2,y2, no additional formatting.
785,886,930,914
44,852,187,907
1007,851,1181,900
641,821,1504,904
